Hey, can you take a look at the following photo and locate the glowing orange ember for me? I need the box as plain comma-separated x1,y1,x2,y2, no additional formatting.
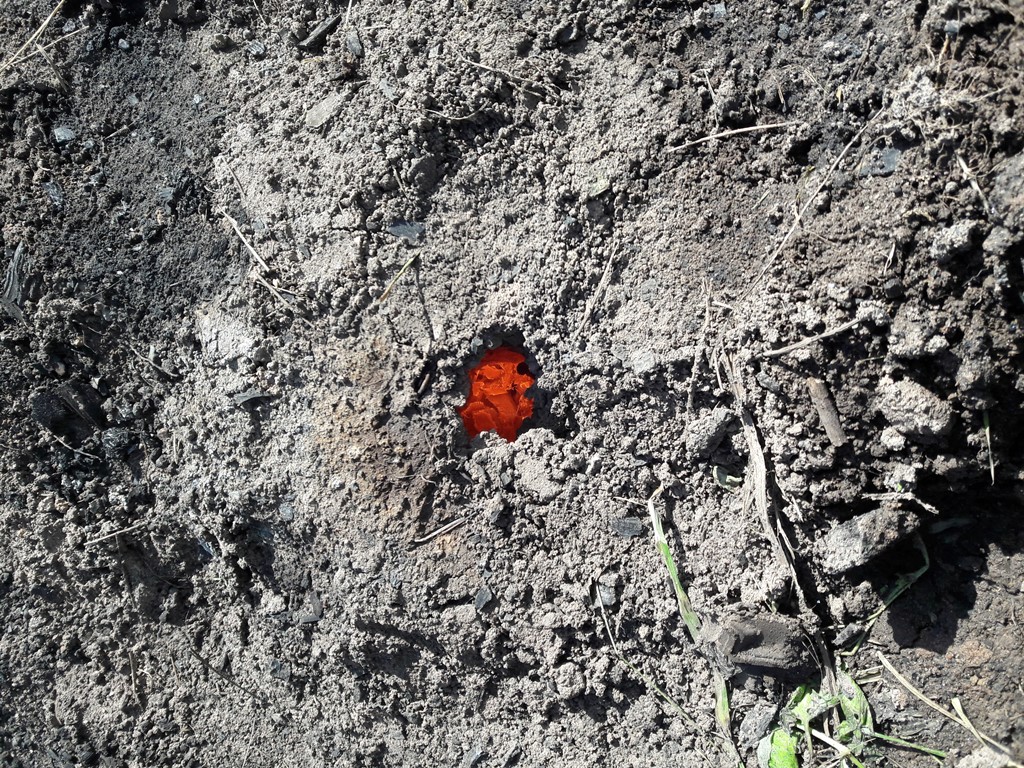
458,347,535,442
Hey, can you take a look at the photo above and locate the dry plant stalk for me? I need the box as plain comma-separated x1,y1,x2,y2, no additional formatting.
762,316,863,358
739,110,884,301
722,353,808,611
806,377,847,447
877,652,1024,767
0,0,66,80
668,120,802,153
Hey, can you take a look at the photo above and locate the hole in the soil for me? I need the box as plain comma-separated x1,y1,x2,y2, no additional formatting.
458,346,535,442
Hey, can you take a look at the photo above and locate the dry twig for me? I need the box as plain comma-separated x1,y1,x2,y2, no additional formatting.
85,522,147,547
187,646,267,705
0,0,66,80
127,343,179,379
722,353,807,610
739,112,883,301
48,432,102,461
571,244,618,344
686,278,714,415
220,210,306,322
761,316,863,358
3,26,86,71
456,53,550,100
412,516,467,545
806,377,847,447
668,120,802,153
379,253,419,302
877,652,1024,767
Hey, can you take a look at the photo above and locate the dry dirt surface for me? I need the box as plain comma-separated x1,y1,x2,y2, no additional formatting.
1,0,1023,766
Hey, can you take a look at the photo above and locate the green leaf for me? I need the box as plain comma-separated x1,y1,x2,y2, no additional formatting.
648,486,701,642
757,729,800,768
778,685,808,725
714,672,731,731
837,669,874,734
787,687,834,726
780,684,836,752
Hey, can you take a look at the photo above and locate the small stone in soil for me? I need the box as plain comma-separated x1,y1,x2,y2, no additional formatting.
888,304,947,359
876,377,954,442
158,0,178,21
386,220,426,241
882,278,904,298
52,126,76,144
346,29,364,58
297,591,323,623
461,745,485,768
474,586,493,611
304,93,346,129
101,427,137,459
738,702,778,747
858,147,902,177
833,622,866,648
930,219,978,265
299,12,344,49
211,33,234,51
593,582,616,608
269,659,291,680
990,153,1024,230
610,517,644,538
815,505,921,575
232,390,272,406
41,181,64,207
684,406,733,459
983,225,1017,258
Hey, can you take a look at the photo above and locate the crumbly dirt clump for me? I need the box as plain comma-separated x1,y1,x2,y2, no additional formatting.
1,1,1022,766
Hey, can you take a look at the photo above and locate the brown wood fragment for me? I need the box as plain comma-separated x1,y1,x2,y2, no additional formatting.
807,377,847,447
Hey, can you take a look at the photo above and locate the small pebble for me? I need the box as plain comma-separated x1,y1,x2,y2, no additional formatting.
930,220,978,265
876,377,954,441
474,586,493,612
52,126,76,145
882,278,904,298
610,517,644,538
594,582,616,608
346,29,364,58
462,746,485,768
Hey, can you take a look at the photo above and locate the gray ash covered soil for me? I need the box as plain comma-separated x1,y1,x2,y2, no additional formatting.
1,0,1023,765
